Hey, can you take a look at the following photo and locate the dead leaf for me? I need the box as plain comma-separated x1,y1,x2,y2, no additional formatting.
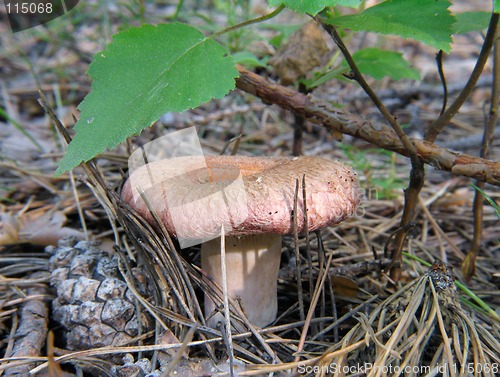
331,275,359,298
47,331,65,377
0,209,85,246
461,251,477,281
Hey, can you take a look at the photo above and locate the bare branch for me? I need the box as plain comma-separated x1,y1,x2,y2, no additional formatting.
235,66,500,186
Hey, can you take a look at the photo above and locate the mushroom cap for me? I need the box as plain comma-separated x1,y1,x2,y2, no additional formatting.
122,155,360,242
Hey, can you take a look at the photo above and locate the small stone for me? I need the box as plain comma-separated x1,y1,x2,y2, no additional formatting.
136,358,152,374
113,364,144,377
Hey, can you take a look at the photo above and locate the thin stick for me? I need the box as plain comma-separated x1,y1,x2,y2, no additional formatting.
425,13,499,142
220,226,235,377
293,179,305,321
38,94,90,240
467,27,500,279
295,248,336,362
436,50,448,116
235,66,500,186
315,19,425,283
302,175,314,306
210,5,285,39
316,20,419,160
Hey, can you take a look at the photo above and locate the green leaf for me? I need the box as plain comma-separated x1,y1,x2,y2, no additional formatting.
349,48,420,80
302,65,348,89
231,51,267,68
453,12,491,34
335,0,364,8
496,0,500,13
470,184,500,219
267,0,362,15
0,107,43,151
56,23,238,176
327,0,455,52
261,22,303,48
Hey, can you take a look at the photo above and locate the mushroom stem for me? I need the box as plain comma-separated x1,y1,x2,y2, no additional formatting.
201,234,282,328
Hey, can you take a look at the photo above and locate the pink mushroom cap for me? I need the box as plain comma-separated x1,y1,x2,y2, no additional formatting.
121,155,360,239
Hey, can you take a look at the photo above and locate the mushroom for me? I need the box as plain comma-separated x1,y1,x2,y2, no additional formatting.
122,155,360,327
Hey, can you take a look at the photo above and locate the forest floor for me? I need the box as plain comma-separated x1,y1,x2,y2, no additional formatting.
0,1,499,376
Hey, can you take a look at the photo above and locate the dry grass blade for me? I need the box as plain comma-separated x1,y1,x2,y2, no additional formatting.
47,331,65,377
311,261,500,377
242,261,499,376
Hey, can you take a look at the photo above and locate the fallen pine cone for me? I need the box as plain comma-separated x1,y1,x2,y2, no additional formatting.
46,238,151,351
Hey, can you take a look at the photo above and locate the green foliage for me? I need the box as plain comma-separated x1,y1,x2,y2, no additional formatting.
267,0,361,16
304,48,419,89
470,184,500,219
210,0,255,52
232,51,268,68
496,0,500,13
0,107,43,152
55,0,498,175
302,66,347,89
453,12,491,34
327,0,455,52
349,48,420,80
334,0,363,8
340,145,406,199
261,23,303,48
56,23,238,175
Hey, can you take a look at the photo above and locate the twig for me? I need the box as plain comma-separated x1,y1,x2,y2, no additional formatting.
316,20,419,161
219,226,236,377
293,179,305,322
295,247,335,362
293,83,309,156
425,13,499,142
235,66,500,186
436,50,448,116
300,176,314,305
3,281,48,377
210,5,284,40
300,19,425,282
465,27,500,280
